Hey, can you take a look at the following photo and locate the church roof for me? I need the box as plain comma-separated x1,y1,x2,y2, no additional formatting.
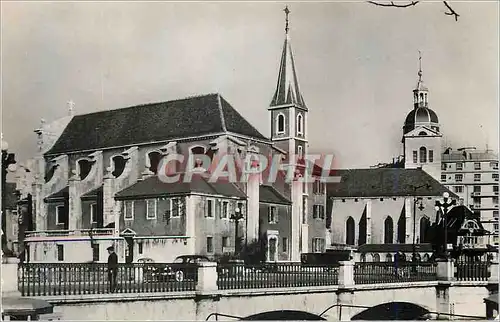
114,173,247,200
46,94,267,156
269,33,307,110
326,168,456,198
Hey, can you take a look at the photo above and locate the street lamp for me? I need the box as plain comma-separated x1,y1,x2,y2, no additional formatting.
230,207,244,256
2,136,17,257
410,184,431,263
435,192,457,259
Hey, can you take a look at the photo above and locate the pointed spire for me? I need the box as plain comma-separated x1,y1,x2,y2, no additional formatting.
270,6,307,110
415,50,428,92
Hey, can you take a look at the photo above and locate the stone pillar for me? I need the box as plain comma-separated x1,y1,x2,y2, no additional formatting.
366,200,372,244
196,261,218,292
290,170,303,262
68,174,81,230
246,162,260,244
436,259,455,281
338,260,355,288
185,196,196,254
102,174,115,228
1,257,21,297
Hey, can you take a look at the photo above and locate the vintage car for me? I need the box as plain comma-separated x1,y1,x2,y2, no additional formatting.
139,255,211,282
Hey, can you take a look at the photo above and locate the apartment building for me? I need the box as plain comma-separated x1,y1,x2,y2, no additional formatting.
441,149,499,245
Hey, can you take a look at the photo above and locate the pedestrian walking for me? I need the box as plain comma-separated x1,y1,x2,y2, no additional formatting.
107,245,118,292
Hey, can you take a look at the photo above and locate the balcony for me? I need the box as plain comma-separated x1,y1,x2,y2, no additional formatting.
25,228,114,239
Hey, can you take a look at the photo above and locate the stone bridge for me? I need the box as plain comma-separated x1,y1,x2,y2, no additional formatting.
2,260,498,320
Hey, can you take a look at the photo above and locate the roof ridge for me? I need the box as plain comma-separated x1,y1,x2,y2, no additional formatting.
216,94,228,132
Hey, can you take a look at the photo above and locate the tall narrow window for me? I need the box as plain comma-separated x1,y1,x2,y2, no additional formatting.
146,199,157,219
56,205,65,225
297,145,303,158
384,216,394,244
429,150,434,162
420,217,430,243
296,113,304,135
276,113,285,134
92,244,99,262
57,245,64,261
282,237,288,252
206,237,214,253
419,147,427,163
268,206,278,223
221,201,229,219
205,199,215,218
346,217,355,246
124,201,134,220
90,203,98,224
413,151,418,163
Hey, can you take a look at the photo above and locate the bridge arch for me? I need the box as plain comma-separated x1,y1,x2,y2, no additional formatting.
241,310,326,320
351,302,430,320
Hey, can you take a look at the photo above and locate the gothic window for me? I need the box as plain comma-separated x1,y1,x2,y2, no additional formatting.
420,217,430,243
78,160,93,180
296,113,304,135
397,213,406,243
384,216,394,244
276,113,285,134
112,155,126,178
385,253,393,262
148,151,163,174
413,151,418,163
346,217,355,246
360,254,366,262
423,253,430,262
419,147,427,163
372,253,380,262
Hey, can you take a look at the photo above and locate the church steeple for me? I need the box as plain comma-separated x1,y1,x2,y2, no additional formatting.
270,6,307,110
413,51,429,108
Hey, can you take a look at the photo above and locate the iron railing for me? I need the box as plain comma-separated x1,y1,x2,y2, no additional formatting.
217,262,339,290
18,262,197,296
24,228,114,238
354,262,438,284
455,261,490,281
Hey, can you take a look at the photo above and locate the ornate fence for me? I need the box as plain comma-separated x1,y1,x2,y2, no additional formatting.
217,262,339,290
18,262,197,296
354,262,438,284
455,261,490,281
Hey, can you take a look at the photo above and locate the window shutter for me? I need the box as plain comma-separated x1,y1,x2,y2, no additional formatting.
204,200,208,217
268,207,272,223
275,207,278,223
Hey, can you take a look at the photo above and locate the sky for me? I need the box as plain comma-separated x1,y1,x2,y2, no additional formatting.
1,1,498,169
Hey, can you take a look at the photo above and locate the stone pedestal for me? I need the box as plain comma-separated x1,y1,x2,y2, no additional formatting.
338,260,354,288
2,257,21,297
196,261,218,292
436,258,455,281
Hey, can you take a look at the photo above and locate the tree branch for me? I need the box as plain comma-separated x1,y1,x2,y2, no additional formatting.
367,0,460,21
443,1,460,21
367,1,419,8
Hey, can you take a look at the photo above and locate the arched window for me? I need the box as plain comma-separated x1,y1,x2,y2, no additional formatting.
419,93,424,101
385,253,393,262
78,160,93,180
423,253,430,262
420,217,431,243
397,213,406,243
112,155,127,178
346,217,355,246
276,113,285,134
372,253,380,262
419,147,427,163
384,216,394,244
414,253,421,262
148,151,163,174
296,113,304,135
360,254,366,262
418,131,427,136
365,253,372,262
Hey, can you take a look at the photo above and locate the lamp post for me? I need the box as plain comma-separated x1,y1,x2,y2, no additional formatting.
1,136,17,257
230,207,243,256
410,184,431,263
435,192,457,259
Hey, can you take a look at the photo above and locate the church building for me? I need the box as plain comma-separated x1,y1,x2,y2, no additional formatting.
23,7,329,263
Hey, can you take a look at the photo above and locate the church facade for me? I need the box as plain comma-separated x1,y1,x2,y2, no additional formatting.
23,9,329,263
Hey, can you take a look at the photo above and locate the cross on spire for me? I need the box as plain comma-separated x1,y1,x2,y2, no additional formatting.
67,100,75,116
418,50,423,80
284,6,290,34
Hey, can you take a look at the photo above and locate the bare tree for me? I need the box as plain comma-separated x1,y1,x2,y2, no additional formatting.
368,1,460,21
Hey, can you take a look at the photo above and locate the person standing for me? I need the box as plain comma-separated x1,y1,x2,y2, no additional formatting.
107,245,118,292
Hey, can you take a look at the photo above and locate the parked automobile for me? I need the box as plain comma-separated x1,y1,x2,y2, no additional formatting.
145,255,211,282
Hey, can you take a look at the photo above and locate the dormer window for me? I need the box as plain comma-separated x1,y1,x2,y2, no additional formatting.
276,113,285,134
148,151,163,174
112,155,126,178
189,146,207,169
296,113,304,135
